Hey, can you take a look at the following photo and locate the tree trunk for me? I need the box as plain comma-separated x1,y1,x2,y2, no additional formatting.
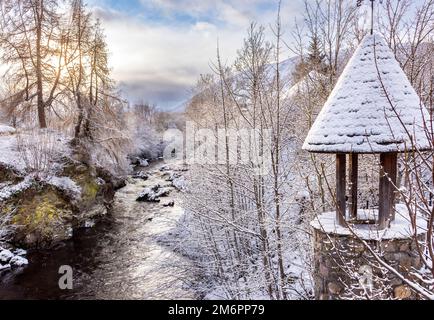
36,0,46,129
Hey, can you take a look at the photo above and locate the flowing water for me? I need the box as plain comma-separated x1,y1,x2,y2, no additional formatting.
0,163,197,300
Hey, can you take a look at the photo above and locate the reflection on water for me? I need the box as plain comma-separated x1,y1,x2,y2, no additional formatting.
0,168,196,300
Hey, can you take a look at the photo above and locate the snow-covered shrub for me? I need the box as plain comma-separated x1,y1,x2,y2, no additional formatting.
86,137,132,175
128,120,164,161
125,103,184,163
16,129,69,178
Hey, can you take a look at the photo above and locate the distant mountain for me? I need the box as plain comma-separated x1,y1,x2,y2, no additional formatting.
179,56,301,113
275,56,301,81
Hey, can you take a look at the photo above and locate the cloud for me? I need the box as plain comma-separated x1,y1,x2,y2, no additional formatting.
118,79,190,110
88,0,305,109
141,0,276,27
94,14,243,107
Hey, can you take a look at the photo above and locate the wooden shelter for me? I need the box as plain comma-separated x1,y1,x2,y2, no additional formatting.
303,33,431,229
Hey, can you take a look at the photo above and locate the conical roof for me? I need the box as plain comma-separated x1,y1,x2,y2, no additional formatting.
303,33,431,154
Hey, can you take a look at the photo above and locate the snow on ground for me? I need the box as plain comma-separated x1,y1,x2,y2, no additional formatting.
0,175,81,202
0,134,25,171
0,125,16,135
0,177,33,201
47,176,82,199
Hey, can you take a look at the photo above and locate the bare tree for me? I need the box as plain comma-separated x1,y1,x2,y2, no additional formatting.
0,0,65,128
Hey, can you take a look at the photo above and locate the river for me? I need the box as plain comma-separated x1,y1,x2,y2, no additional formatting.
0,162,198,300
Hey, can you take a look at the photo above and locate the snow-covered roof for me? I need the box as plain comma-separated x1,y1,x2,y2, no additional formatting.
303,33,432,153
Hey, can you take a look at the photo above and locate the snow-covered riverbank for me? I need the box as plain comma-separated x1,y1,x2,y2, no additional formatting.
0,161,200,300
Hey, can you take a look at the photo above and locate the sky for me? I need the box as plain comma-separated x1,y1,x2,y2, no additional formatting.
86,0,306,110
86,0,426,111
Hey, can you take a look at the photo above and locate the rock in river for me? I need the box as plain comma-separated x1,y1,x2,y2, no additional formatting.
9,255,28,267
136,187,160,202
132,171,149,180
0,249,14,264
136,184,171,202
163,201,175,207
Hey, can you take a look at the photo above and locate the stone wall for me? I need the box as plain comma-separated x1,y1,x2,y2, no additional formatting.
313,227,423,300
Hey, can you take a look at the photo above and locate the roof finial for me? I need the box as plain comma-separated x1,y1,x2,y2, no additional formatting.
370,0,375,35
357,0,377,35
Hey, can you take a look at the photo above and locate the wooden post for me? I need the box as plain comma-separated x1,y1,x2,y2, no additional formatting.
336,154,346,226
378,153,397,229
390,153,397,222
349,153,358,220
